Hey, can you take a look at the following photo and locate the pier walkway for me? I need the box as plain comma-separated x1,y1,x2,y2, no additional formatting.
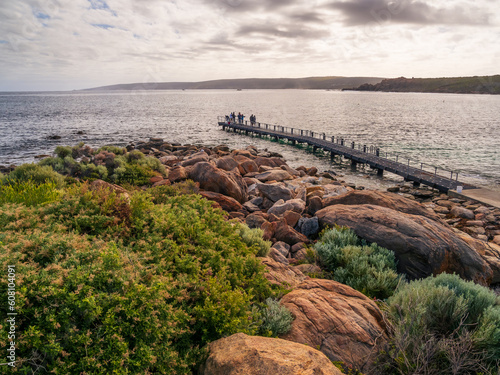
218,118,474,193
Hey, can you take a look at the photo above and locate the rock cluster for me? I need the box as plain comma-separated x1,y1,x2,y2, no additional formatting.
129,139,500,370
131,139,500,286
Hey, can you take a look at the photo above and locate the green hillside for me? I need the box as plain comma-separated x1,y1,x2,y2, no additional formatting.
345,75,500,94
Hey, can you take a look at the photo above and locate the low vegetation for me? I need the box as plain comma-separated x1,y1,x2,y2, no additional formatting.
40,143,165,186
378,273,500,374
0,165,284,374
314,226,403,299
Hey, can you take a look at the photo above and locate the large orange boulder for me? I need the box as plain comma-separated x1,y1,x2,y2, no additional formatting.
201,333,343,375
215,156,239,172
322,190,441,221
316,204,492,284
281,279,388,371
188,162,247,203
199,191,243,212
260,257,308,288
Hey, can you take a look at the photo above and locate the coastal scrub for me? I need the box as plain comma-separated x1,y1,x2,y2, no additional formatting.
0,182,275,374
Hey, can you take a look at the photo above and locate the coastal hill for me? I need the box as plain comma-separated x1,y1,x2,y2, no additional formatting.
344,75,500,94
83,76,384,91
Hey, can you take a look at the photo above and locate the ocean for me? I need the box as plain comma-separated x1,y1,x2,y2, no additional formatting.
1,89,499,191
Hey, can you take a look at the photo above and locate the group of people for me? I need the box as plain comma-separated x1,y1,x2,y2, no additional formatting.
225,112,257,125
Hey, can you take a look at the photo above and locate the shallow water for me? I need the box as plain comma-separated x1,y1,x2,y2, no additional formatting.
1,89,499,191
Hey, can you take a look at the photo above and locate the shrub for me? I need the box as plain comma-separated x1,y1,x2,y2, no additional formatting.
2,163,65,188
98,145,126,155
238,225,271,257
259,298,294,337
54,145,73,158
0,187,276,374
0,180,62,206
315,226,403,299
111,163,156,185
379,273,500,374
149,180,200,204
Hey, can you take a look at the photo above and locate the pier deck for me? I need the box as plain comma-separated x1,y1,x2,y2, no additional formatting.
218,119,474,193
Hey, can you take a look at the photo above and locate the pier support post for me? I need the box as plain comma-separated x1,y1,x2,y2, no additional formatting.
377,169,384,177
413,181,421,187
351,160,357,170
313,146,318,152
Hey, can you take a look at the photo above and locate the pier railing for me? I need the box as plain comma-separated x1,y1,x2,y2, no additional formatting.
218,116,460,182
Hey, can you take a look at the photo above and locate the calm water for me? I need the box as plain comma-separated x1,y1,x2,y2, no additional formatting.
1,90,499,191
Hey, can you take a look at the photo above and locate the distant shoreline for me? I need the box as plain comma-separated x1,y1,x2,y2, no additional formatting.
343,75,500,95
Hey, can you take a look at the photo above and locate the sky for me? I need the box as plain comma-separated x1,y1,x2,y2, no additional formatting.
0,0,499,91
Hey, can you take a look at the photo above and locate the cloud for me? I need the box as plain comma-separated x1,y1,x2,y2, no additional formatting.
236,24,330,39
326,0,492,26
0,0,498,90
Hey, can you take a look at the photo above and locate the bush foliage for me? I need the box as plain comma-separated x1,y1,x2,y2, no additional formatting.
238,225,271,257
258,298,294,337
0,180,62,206
315,226,403,299
0,183,276,374
380,273,500,374
39,143,165,186
1,163,65,188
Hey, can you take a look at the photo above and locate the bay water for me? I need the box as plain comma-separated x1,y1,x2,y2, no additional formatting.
1,89,499,191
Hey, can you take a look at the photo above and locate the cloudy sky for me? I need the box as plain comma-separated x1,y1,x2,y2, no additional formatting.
1,0,499,91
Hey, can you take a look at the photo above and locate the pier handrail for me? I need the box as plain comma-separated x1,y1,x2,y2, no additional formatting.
217,116,460,182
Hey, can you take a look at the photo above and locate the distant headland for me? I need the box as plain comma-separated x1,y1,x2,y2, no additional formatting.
82,75,500,94
82,76,384,91
343,75,500,95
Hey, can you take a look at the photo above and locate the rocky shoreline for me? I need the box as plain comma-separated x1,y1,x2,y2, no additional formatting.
5,138,500,373
119,138,500,372
122,138,500,285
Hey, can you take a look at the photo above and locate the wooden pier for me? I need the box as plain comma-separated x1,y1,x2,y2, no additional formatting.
218,118,476,193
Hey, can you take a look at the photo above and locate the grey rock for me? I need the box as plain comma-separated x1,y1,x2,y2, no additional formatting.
450,206,475,220
272,241,290,258
267,199,306,217
257,183,294,202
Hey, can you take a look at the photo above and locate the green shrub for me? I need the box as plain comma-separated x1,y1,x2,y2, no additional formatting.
259,298,294,337
0,180,62,206
149,180,200,204
238,225,271,257
54,145,73,158
98,145,126,155
111,163,156,185
126,150,145,162
0,187,276,374
315,226,403,299
380,273,500,374
3,163,65,188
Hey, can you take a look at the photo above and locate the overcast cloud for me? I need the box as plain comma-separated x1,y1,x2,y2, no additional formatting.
0,0,498,91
